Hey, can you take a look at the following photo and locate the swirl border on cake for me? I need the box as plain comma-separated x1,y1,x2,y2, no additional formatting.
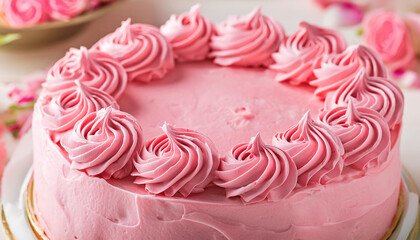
35,6,404,204
132,123,220,197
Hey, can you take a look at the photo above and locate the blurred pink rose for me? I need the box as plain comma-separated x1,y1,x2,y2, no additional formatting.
47,0,89,21
323,3,364,26
313,0,390,9
392,69,420,89
1,0,49,28
363,9,416,70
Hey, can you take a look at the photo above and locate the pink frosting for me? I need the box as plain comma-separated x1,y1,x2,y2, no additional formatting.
319,100,390,169
272,112,344,187
214,134,297,204
40,80,119,137
1,0,48,27
132,124,220,197
45,47,128,99
209,7,285,67
270,22,347,84
61,107,143,179
160,4,214,62
93,19,175,82
363,9,416,70
311,44,387,99
47,0,89,21
324,69,404,130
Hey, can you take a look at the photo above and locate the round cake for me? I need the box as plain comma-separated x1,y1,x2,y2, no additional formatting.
31,5,404,240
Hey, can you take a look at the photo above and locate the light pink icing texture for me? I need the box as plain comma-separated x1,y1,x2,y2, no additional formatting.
272,112,344,187
45,47,128,99
47,0,89,21
160,4,214,62
324,69,404,130
61,107,143,179
214,134,297,204
311,44,388,99
1,0,48,27
270,22,347,84
40,80,119,138
133,123,219,197
117,61,323,154
93,19,175,82
209,7,285,67
319,100,390,170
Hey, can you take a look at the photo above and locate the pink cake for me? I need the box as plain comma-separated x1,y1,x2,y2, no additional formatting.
32,5,404,240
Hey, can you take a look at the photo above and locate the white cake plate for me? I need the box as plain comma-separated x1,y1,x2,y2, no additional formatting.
0,131,419,240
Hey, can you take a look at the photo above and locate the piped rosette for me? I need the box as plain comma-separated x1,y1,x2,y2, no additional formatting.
1,0,49,28
132,124,220,197
324,69,404,130
272,112,344,187
39,80,119,142
319,100,391,170
214,134,297,204
160,4,214,62
61,107,143,179
209,7,285,67
270,22,347,85
93,19,175,82
311,45,388,99
44,47,128,99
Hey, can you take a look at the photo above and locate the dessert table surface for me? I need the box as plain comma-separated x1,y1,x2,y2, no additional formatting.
0,0,419,239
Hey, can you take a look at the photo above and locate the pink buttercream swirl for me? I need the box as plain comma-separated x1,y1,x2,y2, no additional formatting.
324,69,404,130
209,7,285,67
93,19,175,82
47,0,89,21
1,0,48,28
61,107,142,179
319,100,390,170
214,134,297,204
132,124,220,197
270,22,347,85
311,45,388,99
272,112,344,187
45,47,127,99
40,80,119,136
160,4,214,62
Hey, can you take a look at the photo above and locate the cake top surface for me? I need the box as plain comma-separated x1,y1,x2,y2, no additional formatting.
119,61,322,154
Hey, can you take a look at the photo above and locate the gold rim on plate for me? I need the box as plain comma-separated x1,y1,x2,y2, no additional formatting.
25,177,49,240
382,183,405,240
403,166,420,240
1,206,15,240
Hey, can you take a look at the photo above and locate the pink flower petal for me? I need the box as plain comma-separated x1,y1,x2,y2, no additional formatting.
324,3,364,27
392,69,420,89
